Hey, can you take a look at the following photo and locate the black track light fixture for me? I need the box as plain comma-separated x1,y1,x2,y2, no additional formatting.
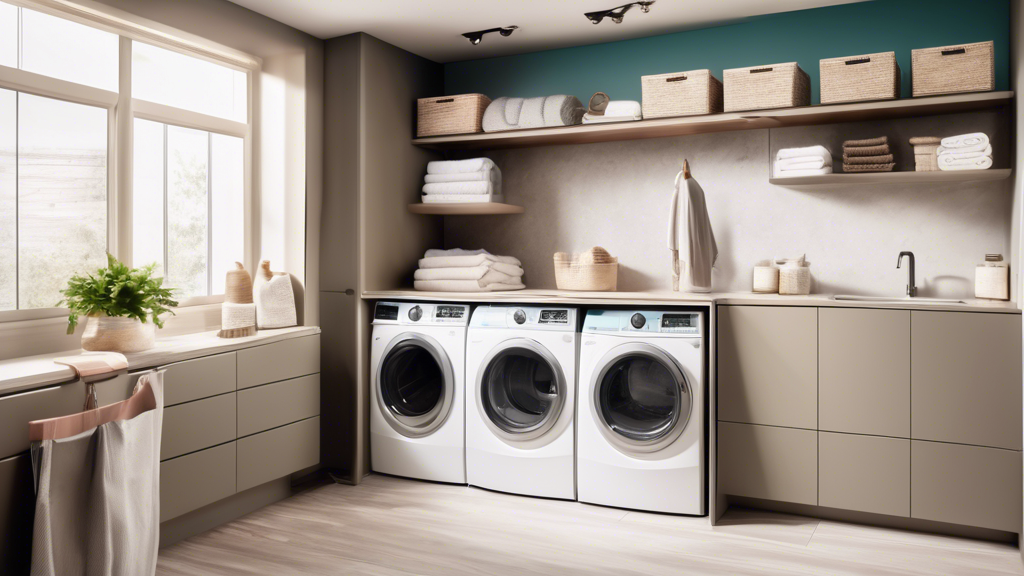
585,1,655,25
463,26,519,46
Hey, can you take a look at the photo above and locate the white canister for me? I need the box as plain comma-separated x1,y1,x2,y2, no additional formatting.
975,254,1009,300
752,263,780,293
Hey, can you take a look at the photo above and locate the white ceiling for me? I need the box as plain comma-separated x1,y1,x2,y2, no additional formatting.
227,0,871,63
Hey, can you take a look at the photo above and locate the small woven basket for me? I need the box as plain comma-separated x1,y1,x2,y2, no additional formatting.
779,267,811,295
553,259,618,291
820,52,900,104
911,41,994,97
641,69,723,118
417,93,491,137
724,62,810,112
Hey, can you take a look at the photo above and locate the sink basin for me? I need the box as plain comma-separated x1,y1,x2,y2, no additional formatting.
833,295,965,305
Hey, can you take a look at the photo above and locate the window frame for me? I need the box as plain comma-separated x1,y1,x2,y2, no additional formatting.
0,0,259,323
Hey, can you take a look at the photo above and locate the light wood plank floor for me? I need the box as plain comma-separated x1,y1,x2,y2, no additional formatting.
157,474,1023,576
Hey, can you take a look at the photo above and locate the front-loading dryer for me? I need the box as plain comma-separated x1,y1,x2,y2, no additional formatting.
577,309,706,515
370,301,469,484
465,306,578,500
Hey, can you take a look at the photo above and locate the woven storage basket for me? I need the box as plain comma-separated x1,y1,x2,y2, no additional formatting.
779,267,811,295
553,260,618,291
820,52,900,104
912,41,994,97
417,93,491,137
724,62,810,112
641,69,723,118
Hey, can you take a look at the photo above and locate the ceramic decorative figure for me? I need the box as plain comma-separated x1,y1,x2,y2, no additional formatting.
219,262,257,338
253,260,297,329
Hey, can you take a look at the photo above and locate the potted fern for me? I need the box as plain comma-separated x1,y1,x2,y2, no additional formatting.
60,254,178,353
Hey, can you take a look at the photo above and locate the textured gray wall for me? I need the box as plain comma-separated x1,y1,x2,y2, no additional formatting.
444,111,1012,299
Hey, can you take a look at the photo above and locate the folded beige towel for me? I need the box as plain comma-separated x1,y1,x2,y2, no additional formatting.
843,163,895,172
909,136,941,145
843,136,888,147
842,154,894,165
843,144,890,157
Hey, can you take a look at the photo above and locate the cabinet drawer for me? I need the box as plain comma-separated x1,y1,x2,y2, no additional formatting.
718,422,817,505
162,352,237,406
819,308,910,437
0,454,34,574
237,416,319,492
718,306,817,429
237,335,320,390
238,374,320,437
160,442,236,522
911,440,1021,532
819,432,909,517
161,393,236,460
911,312,1021,450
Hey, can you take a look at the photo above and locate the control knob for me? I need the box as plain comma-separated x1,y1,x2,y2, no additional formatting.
408,305,423,322
513,309,527,325
630,313,646,329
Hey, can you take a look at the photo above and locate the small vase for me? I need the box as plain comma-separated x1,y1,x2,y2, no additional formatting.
81,314,156,353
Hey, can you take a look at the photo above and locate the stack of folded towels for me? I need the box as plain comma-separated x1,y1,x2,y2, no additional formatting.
773,145,833,177
937,133,992,171
414,249,525,292
422,158,502,204
843,136,894,172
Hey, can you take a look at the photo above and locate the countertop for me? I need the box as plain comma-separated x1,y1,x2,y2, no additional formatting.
0,326,321,397
362,289,1021,314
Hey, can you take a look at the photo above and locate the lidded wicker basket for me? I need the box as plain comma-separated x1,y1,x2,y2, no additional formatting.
820,52,900,104
724,62,810,112
911,41,994,97
641,69,723,118
553,248,618,291
417,93,491,137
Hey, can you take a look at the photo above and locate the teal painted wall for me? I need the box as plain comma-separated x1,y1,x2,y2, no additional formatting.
444,0,1010,105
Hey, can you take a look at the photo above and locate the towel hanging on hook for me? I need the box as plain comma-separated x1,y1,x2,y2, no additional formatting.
668,159,717,293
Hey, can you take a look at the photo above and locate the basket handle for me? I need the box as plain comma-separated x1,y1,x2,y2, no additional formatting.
845,58,871,65
665,75,688,82
434,98,455,104
750,67,773,74
941,47,967,56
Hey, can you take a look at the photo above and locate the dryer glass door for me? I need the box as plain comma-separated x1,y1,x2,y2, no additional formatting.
480,339,565,441
378,333,454,438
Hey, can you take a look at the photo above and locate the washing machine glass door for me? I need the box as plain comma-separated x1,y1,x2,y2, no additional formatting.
593,342,691,454
377,333,455,438
479,338,566,441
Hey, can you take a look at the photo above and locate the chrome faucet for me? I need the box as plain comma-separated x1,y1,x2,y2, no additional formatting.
897,251,917,297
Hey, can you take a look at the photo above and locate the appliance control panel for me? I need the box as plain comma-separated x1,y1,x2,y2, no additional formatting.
470,306,577,331
583,309,701,337
373,302,469,326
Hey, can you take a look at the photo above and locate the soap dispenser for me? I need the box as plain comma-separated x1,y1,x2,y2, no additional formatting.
975,254,1009,300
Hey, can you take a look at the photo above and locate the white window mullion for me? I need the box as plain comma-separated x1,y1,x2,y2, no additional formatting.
113,35,132,265
0,64,117,109
133,98,246,139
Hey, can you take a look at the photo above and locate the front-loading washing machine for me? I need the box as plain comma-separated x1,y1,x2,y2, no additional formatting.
577,309,705,515
465,306,578,500
370,301,469,484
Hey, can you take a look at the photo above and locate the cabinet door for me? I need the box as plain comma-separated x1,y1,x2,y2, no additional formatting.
819,432,909,517
819,308,909,437
161,393,237,460
911,312,1022,450
0,454,34,574
237,335,320,390
718,306,817,429
911,440,1021,532
237,374,320,438
718,422,817,505
162,352,236,407
161,442,236,522
237,416,320,492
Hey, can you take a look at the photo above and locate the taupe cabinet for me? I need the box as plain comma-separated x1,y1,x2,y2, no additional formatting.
0,334,321,571
718,306,1022,533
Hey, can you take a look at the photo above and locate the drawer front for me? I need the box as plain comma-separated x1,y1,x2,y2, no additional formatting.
819,308,910,438
0,454,35,574
237,335,320,390
911,311,1022,450
160,442,236,522
237,416,320,492
162,352,237,406
237,374,320,437
819,432,909,517
161,393,237,460
718,422,817,505
911,440,1021,532
718,306,818,429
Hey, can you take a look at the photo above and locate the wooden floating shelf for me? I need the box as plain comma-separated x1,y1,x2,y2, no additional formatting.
407,202,524,215
412,91,1013,150
769,168,1012,188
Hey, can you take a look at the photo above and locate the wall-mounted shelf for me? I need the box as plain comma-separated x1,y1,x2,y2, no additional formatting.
770,168,1012,188
412,91,1013,151
407,203,524,215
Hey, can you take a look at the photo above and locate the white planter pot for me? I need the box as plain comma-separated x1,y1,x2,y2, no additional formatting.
81,315,156,353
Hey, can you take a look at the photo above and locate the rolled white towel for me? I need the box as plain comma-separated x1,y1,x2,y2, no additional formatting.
424,168,500,183
776,145,832,161
940,133,989,149
775,155,832,169
936,144,992,158
427,158,496,174
414,279,526,292
422,181,497,195
773,166,833,178
938,155,993,170
422,193,503,204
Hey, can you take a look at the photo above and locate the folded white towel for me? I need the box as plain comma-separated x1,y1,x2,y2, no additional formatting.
604,100,642,117
777,160,828,171
938,155,993,170
776,145,832,161
423,169,500,183
422,194,504,204
940,133,989,149
937,144,992,158
583,113,641,124
422,181,497,195
420,251,522,268
775,155,832,169
414,280,526,292
773,166,833,178
413,263,524,281
427,158,496,174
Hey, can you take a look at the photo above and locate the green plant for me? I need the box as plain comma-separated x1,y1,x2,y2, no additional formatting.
59,253,178,335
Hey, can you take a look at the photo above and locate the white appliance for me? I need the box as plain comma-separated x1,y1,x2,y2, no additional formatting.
465,306,578,499
370,301,469,484
577,309,706,515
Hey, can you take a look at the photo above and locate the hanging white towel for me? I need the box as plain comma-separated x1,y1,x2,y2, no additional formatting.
940,132,989,149
426,158,496,174
668,168,718,293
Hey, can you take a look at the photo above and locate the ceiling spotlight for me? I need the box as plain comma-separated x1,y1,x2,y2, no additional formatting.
585,1,655,25
462,26,518,46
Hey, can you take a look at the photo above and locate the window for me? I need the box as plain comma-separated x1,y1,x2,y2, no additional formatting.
0,1,252,316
